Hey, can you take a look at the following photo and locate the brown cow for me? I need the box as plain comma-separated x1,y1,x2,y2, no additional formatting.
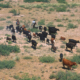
33,33,36,37
22,25,25,28
24,28,27,31
60,36,66,40
62,58,77,70
51,38,55,44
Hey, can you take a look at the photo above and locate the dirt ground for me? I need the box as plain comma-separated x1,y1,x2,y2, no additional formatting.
0,0,80,80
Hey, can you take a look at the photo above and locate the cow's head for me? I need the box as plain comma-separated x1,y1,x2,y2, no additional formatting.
73,62,77,66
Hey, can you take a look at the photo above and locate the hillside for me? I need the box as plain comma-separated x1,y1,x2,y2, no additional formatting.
0,0,80,80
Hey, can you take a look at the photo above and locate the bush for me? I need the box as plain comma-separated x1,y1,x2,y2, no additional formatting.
0,18,6,21
55,71,80,80
0,44,20,56
57,24,64,27
39,56,55,63
0,26,4,30
56,6,67,12
15,56,20,61
0,0,3,1
9,9,17,15
49,74,56,79
56,19,61,22
67,23,78,29
5,34,11,37
8,41,12,44
57,0,67,3
70,55,80,64
0,60,15,69
38,19,45,25
0,3,11,8
23,56,32,59
24,0,49,2
7,16,11,19
49,8,54,11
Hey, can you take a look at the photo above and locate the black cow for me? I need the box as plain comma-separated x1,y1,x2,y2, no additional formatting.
11,28,15,33
46,38,50,44
6,26,9,30
69,39,79,47
6,37,12,42
44,27,47,31
48,27,59,35
28,34,32,42
16,26,19,33
12,35,16,43
39,26,42,31
51,34,55,39
31,40,37,49
60,53,63,62
42,31,48,38
8,25,13,30
18,27,23,35
66,43,74,51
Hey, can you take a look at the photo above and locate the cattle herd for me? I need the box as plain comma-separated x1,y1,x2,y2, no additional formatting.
6,20,80,70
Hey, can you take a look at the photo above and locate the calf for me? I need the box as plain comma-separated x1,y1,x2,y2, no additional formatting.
51,38,55,44
12,35,16,43
51,44,57,52
8,25,13,30
60,53,63,62
33,33,37,37
39,26,42,31
46,38,50,44
31,40,37,49
28,34,32,42
60,36,66,40
51,34,55,39
62,58,77,70
6,37,12,42
11,28,15,33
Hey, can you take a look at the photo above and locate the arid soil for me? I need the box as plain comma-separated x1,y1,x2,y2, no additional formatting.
0,0,80,80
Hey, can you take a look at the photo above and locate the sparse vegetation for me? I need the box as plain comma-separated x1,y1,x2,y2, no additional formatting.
9,9,17,15
24,0,49,2
15,56,20,61
60,45,65,48
0,3,11,8
67,23,78,29
23,56,32,59
0,60,15,69
57,0,67,3
0,44,20,56
52,71,80,80
0,18,6,21
8,41,12,44
46,22,54,27
56,19,61,22
39,56,55,63
57,24,64,27
7,16,11,19
5,34,11,37
0,26,4,30
76,48,80,53
38,19,45,25
49,74,56,79
70,55,80,64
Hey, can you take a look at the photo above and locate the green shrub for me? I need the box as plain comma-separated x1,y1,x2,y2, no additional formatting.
0,44,20,56
8,41,12,44
15,56,20,61
60,45,65,48
57,24,64,27
49,74,56,79
6,21,12,24
71,14,75,16
57,0,66,3
0,18,6,21
55,71,80,80
24,0,49,2
67,23,78,29
56,6,67,12
23,56,32,59
0,26,4,30
38,19,45,25
0,3,11,8
7,16,11,19
39,56,55,63
70,55,80,64
49,8,54,11
9,9,17,15
28,28,40,33
0,60,15,69
5,34,11,37
70,3,78,8
46,22,54,27
56,19,61,22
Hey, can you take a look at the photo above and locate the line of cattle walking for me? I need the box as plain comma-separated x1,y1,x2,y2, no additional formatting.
6,23,80,70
